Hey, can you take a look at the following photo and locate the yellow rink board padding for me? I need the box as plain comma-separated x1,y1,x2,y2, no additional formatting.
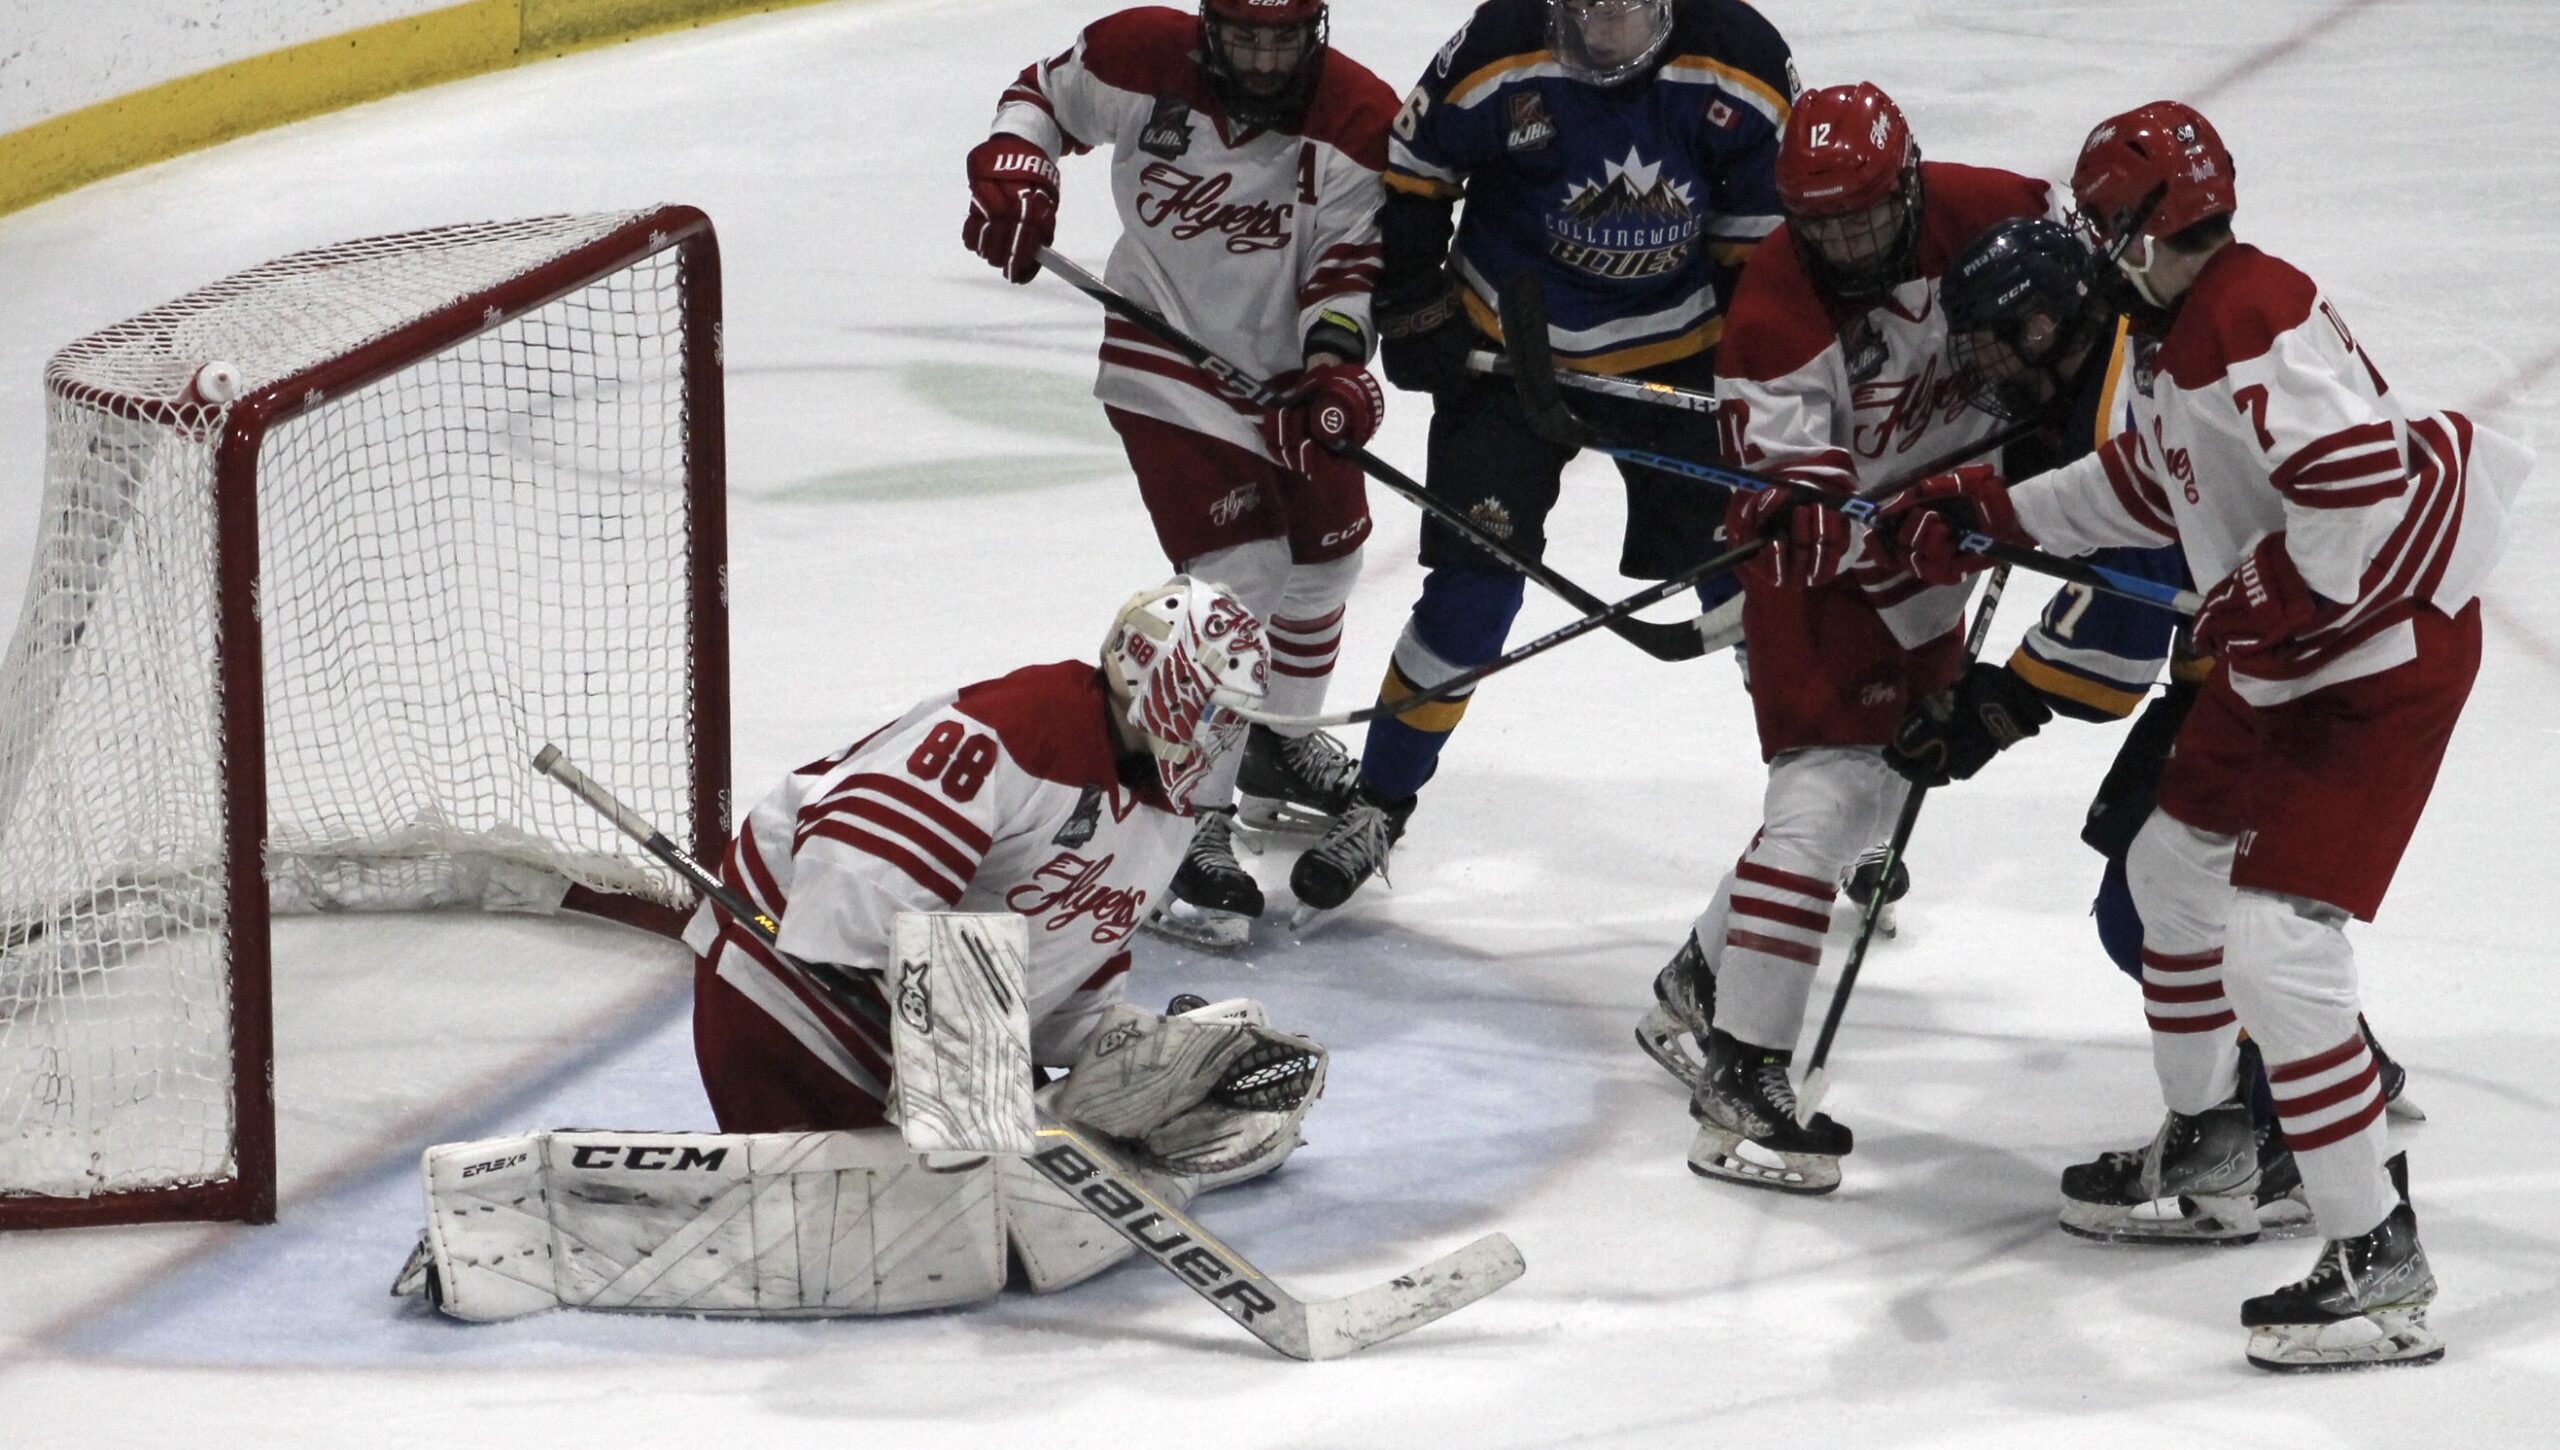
0,0,842,218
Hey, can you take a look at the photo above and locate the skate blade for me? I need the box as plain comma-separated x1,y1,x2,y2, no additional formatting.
1633,1005,1704,1092
2058,1190,2259,1246
1686,1124,1841,1196
2246,1308,2444,1372
1142,902,1253,952
1235,797,1337,841
2251,1190,2318,1240
2385,1093,2427,1123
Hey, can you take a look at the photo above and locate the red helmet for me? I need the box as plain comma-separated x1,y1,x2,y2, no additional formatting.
2071,101,2236,246
1199,0,1329,127
1777,83,1916,217
1203,0,1324,21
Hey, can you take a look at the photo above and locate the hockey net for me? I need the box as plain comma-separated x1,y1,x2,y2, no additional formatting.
0,207,729,1228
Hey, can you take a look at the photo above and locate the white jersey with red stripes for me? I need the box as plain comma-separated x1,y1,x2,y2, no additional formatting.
2009,243,2530,705
1716,163,2056,646
681,662,1191,1100
989,6,1396,460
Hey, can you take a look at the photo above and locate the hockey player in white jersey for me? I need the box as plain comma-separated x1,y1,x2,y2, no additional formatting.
396,579,1338,1322
962,3,1401,949
1886,101,2529,1370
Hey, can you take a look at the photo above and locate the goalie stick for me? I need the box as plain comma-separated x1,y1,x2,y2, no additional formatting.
1494,277,2203,617
531,745,1524,1360
1794,563,2011,1124
1031,246,1723,662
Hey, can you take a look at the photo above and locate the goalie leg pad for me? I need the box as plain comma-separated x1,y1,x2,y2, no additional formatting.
405,1129,1005,1321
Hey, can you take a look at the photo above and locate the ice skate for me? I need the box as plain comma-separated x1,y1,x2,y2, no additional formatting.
1841,845,1909,938
2243,1153,2443,1371
1287,784,1414,925
1633,931,1714,1091
2251,1121,2314,1237
1144,807,1260,951
2365,1017,2426,1122
1687,1028,1852,1195
1236,726,1360,838
2058,1097,2261,1245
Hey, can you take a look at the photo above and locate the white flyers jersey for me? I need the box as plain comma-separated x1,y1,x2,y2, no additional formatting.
1716,162,2057,647
683,662,1191,1098
991,6,1397,459
2009,243,2530,705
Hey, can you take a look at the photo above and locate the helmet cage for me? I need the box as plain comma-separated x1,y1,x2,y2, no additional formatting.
1549,0,1675,88
1201,1,1330,128
1789,156,1924,305
1944,217,2106,423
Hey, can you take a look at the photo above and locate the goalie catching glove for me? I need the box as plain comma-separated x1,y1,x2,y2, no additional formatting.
1050,996,1327,1181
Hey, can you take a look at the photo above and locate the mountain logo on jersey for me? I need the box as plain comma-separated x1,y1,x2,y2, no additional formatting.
1140,96,1194,161
1505,92,1557,153
1548,148,1701,282
1134,163,1293,253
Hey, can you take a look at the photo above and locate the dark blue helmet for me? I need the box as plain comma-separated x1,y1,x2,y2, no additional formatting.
1944,217,2107,423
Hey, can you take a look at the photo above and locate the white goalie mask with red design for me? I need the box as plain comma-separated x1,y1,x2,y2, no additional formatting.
1102,577,1270,810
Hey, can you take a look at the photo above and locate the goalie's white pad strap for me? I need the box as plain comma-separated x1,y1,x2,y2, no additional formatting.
888,911,1034,1155
414,1129,1004,1321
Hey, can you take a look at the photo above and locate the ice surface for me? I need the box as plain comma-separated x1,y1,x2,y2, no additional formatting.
2,2,2557,1445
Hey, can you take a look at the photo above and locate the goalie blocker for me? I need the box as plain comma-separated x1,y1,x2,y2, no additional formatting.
394,995,1327,1319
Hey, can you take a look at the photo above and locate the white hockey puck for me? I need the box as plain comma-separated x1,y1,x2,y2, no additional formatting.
189,361,243,405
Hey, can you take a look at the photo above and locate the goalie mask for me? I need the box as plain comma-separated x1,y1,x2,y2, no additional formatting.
1102,576,1270,811
1200,0,1329,129
1550,0,1674,88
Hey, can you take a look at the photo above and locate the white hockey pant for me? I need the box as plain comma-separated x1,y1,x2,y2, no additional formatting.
1700,748,1907,1052
2126,810,2398,1238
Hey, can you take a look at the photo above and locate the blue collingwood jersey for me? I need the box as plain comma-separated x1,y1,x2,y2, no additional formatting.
1384,0,1795,374
2008,317,2199,721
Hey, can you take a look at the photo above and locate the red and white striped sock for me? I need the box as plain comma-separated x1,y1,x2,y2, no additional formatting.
1264,603,1344,721
2141,944,2243,1114
1711,846,1836,1051
2269,1032,2395,1236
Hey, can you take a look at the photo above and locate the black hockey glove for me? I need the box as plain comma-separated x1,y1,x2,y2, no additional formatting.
1887,662,2055,788
1376,274,1475,396
2079,679,2201,860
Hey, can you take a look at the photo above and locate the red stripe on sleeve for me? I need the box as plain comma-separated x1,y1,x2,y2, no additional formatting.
801,819,966,905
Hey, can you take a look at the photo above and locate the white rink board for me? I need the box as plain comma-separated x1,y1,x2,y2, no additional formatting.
2,3,2557,1447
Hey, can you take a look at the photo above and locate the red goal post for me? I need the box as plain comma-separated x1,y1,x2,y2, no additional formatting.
0,207,730,1229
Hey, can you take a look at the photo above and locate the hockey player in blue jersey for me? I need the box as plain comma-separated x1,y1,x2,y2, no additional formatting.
1289,0,1799,912
1880,216,2416,1237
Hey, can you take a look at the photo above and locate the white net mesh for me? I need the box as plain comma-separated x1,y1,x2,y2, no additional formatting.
0,212,716,1208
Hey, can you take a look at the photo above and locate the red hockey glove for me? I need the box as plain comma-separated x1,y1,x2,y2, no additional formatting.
2191,533,2325,660
1725,482,1855,589
1877,464,2021,586
961,135,1060,284
1262,361,1385,475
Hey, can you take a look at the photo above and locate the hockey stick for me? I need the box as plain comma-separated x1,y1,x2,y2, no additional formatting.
1229,535,1765,732
1794,564,2013,1124
1495,278,2203,617
1031,246,1720,662
1462,349,1715,415
532,745,1524,1360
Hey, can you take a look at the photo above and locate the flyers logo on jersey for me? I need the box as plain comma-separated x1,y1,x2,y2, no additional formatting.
1006,851,1148,943
1135,164,1293,253
1849,353,1972,462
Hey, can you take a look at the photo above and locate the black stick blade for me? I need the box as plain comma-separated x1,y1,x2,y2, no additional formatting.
1496,274,1589,449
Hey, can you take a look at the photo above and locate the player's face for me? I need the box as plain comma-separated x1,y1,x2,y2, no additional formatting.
1562,0,1661,68
1209,20,1313,94
1796,197,1907,278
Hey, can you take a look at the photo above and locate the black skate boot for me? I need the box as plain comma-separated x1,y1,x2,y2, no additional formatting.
1634,932,1716,1091
2363,1016,2425,1121
1842,845,1911,937
1287,784,1415,921
1144,807,1261,950
2251,1121,2314,1236
2059,1096,2261,1245
1236,726,1360,836
2243,1153,2443,1371
1687,1028,1853,1195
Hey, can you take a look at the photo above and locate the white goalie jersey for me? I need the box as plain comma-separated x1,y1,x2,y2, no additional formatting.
990,6,1396,458
682,662,1192,1097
